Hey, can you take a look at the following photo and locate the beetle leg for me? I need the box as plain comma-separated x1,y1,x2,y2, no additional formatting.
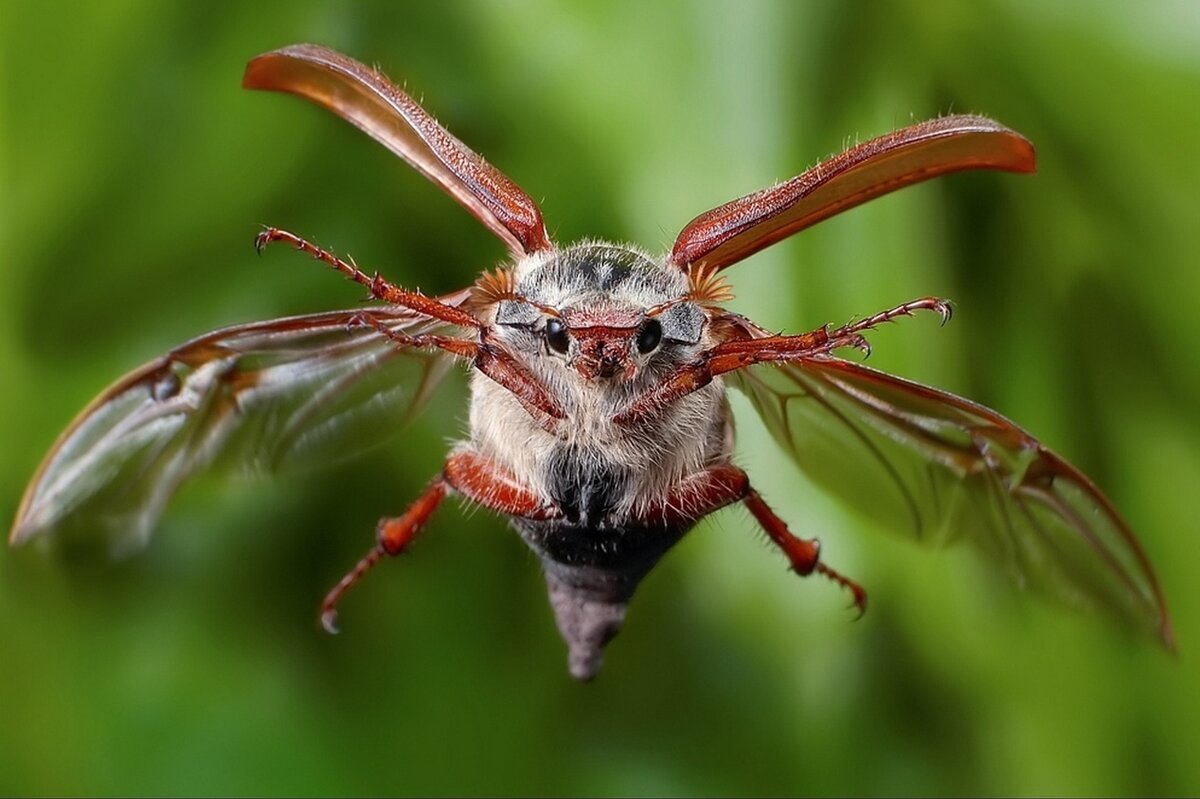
347,311,478,358
443,449,562,520
472,334,568,425
631,464,866,615
743,489,868,616
255,226,482,329
616,296,949,426
350,312,567,426
319,477,448,634
614,326,854,426
321,450,561,633
833,296,952,335
632,464,750,527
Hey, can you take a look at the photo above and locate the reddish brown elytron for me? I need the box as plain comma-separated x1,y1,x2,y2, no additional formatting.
10,44,1172,681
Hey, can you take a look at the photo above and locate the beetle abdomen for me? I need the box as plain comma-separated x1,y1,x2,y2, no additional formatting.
512,516,691,681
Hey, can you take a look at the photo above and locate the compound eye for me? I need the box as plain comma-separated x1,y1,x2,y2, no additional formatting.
545,318,570,354
636,319,663,354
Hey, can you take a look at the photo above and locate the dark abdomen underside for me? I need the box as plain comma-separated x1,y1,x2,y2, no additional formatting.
513,445,695,679
510,516,692,682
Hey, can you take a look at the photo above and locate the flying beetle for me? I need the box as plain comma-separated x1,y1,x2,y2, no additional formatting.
10,44,1173,680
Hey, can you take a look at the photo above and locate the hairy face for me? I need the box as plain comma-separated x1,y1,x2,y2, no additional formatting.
492,243,707,387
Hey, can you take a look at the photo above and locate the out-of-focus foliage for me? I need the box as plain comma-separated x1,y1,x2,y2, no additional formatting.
2,1,1198,795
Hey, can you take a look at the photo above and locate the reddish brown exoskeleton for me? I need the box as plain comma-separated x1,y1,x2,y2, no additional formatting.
10,45,1172,679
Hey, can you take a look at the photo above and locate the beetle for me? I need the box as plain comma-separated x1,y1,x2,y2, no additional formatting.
10,44,1172,680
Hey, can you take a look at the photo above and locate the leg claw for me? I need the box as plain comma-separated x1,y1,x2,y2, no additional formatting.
815,562,868,619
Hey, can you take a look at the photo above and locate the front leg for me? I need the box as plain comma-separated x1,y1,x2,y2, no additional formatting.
353,312,567,429
256,227,481,329
258,229,566,428
616,297,950,426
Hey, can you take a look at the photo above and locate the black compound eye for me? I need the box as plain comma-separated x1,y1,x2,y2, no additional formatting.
545,317,570,354
636,319,663,354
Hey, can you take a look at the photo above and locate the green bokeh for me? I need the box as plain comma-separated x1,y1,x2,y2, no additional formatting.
3,1,1199,795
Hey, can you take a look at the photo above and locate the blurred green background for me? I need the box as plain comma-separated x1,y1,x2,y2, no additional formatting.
3,0,1199,795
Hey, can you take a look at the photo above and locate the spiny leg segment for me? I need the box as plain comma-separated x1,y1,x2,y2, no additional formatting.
825,296,951,359
630,464,867,615
255,227,568,424
349,311,567,424
255,226,481,329
743,489,867,615
319,451,560,633
616,296,952,426
320,478,448,634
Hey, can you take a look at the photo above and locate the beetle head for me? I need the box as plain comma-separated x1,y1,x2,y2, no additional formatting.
492,243,705,384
